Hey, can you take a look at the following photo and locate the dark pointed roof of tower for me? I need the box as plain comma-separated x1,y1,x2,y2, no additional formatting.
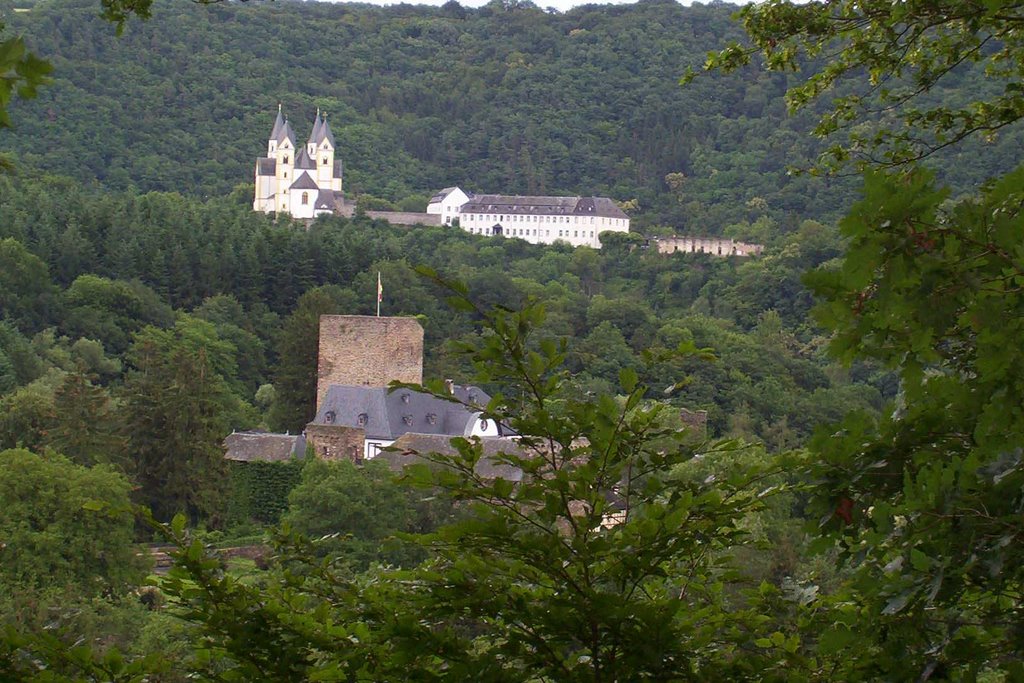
308,109,323,145
277,118,297,146
270,104,285,140
315,113,336,148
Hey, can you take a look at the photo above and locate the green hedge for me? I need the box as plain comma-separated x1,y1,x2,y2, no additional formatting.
227,459,305,526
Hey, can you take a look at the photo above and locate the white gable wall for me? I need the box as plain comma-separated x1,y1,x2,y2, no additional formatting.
289,186,317,219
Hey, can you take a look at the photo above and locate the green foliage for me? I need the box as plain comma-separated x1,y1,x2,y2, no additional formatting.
798,166,1024,677
268,285,357,433
701,0,1024,676
0,29,51,130
121,317,237,525
0,237,58,332
226,459,304,526
46,371,123,468
702,0,1024,173
0,448,144,594
0,319,44,393
282,458,447,570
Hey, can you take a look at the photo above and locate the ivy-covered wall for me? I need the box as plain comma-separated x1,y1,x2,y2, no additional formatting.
227,459,305,526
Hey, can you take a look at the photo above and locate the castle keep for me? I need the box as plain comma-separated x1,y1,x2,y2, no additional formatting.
315,315,424,409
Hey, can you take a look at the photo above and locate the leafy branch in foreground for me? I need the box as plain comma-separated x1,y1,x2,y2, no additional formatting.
694,0,1024,172
797,166,1024,679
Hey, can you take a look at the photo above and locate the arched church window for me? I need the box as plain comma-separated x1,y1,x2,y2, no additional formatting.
283,156,289,164
322,157,328,165
302,192,309,205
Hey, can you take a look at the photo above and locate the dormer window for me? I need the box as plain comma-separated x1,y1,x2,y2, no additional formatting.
401,393,410,404
402,415,414,426
324,410,336,424
357,413,368,426
426,413,437,425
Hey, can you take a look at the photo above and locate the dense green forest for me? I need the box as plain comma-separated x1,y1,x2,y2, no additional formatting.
2,0,1024,679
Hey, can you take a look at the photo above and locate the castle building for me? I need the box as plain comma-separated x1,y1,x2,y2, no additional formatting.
427,187,630,249
253,106,343,218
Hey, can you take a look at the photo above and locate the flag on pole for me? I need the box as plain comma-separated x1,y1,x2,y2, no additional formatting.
376,271,382,317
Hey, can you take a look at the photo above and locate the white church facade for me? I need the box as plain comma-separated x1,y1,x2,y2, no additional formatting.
253,107,343,219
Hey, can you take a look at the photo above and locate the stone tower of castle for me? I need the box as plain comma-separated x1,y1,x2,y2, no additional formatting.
315,315,424,409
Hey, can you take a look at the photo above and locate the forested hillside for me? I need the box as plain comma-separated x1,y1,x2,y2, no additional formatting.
0,172,883,448
3,0,1018,232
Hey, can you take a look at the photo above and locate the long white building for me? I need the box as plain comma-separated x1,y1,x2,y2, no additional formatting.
428,187,630,248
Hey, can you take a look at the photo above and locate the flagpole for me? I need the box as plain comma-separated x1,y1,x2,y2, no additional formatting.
376,271,382,317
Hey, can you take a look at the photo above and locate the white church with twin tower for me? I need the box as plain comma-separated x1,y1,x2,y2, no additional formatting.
253,106,343,218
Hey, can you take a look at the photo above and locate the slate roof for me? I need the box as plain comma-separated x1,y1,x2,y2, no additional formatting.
378,433,524,481
289,171,319,191
277,119,297,146
428,187,460,204
256,157,276,176
315,189,336,210
460,194,628,219
224,431,306,462
315,117,336,148
308,111,322,145
294,147,317,170
270,107,285,140
312,385,493,441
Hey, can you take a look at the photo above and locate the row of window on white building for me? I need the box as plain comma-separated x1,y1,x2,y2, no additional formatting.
467,227,597,239
464,213,622,226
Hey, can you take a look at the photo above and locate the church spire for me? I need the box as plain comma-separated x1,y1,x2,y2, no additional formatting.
309,108,323,143
316,111,336,149
270,103,285,140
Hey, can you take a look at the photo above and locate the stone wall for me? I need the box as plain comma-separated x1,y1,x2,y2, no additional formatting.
305,424,366,462
333,201,442,227
364,210,443,227
655,236,763,257
316,315,424,408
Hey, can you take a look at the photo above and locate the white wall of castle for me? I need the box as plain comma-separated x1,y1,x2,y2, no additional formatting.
458,210,628,249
